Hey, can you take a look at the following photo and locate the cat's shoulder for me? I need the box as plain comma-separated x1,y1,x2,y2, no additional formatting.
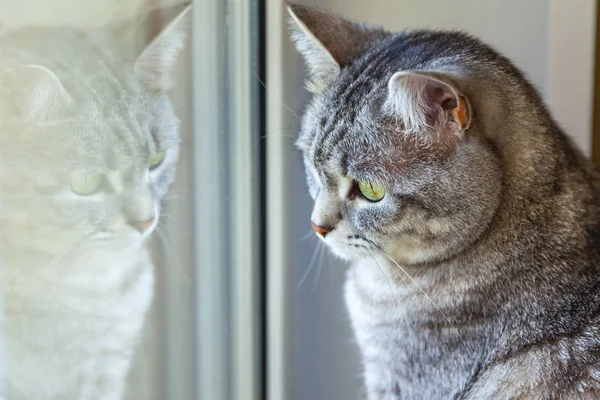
465,323,600,399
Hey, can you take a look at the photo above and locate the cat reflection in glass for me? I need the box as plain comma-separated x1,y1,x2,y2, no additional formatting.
289,4,600,399
0,4,189,399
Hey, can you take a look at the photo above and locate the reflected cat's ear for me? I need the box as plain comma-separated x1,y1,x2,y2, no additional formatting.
0,65,72,122
384,71,472,135
110,2,191,91
287,4,386,93
133,3,191,91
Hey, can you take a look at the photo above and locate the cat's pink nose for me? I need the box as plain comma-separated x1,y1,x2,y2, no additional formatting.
312,221,333,237
133,218,155,233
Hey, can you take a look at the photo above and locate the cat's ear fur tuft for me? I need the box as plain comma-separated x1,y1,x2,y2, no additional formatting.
111,2,191,91
287,4,385,93
0,65,72,122
384,71,472,135
134,3,191,91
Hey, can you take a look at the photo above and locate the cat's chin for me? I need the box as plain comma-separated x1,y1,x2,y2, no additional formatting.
326,241,376,262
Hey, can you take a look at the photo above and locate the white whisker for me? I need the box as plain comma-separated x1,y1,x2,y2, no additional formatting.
300,229,316,242
158,213,183,241
366,248,416,349
297,241,323,291
378,249,472,356
311,244,326,292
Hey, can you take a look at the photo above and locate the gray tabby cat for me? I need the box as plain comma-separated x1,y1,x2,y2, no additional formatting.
0,3,189,399
289,4,600,399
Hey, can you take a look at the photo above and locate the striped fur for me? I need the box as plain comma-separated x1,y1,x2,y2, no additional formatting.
289,4,600,399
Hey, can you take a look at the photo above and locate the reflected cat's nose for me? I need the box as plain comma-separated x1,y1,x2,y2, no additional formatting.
131,217,155,234
312,221,333,237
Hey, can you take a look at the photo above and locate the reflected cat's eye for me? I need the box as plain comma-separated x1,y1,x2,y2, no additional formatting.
70,174,103,195
358,180,386,202
149,150,166,170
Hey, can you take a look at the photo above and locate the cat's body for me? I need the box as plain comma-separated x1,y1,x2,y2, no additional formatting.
289,5,600,399
346,229,600,399
3,242,153,399
0,5,189,399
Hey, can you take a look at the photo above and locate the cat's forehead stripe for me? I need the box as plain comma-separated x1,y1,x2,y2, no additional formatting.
310,58,388,169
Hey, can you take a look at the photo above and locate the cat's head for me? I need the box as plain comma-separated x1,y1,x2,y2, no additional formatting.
288,5,540,266
0,4,190,251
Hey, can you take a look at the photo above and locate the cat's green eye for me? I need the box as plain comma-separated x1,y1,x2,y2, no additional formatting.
70,174,103,196
148,150,166,170
358,180,386,202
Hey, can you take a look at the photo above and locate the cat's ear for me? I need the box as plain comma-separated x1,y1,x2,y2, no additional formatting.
108,3,191,91
384,71,472,135
0,65,72,121
287,4,385,93
134,3,191,91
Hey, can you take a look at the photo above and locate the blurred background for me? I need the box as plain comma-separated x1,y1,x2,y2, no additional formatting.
1,0,598,399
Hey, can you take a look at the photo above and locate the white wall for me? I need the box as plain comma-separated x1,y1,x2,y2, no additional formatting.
548,0,596,155
271,1,597,399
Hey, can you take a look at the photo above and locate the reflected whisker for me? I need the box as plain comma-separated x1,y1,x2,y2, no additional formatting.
259,128,298,142
51,248,86,314
156,226,191,283
164,194,185,204
45,232,93,270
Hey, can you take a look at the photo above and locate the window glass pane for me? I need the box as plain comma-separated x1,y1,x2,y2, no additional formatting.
0,1,261,399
